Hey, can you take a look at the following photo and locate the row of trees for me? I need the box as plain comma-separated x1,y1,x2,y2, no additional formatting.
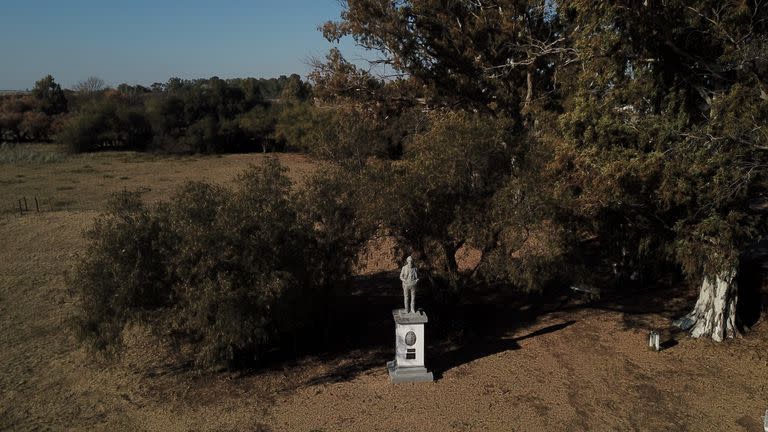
1,74,320,154
60,75,310,153
2,72,426,158
60,74,314,153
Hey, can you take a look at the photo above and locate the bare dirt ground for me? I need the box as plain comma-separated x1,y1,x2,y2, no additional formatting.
1,145,768,431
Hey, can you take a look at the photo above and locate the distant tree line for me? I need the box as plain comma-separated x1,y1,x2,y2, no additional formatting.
62,74,315,153
1,73,321,154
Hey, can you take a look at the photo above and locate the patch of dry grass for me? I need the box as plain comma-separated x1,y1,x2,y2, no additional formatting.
0,142,70,164
0,147,318,216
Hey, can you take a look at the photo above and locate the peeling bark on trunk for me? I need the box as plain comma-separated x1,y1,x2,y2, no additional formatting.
675,270,739,342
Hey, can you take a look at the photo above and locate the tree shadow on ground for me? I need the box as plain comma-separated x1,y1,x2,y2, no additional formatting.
152,271,713,387
585,284,695,331
242,267,760,387
145,261,767,393
295,271,583,385
583,259,766,335
515,320,578,342
302,348,391,386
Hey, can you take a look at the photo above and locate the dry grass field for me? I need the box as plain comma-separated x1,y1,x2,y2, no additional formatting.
1,143,768,431
0,143,318,215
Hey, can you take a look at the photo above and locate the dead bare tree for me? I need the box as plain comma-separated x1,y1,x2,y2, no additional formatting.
73,76,105,95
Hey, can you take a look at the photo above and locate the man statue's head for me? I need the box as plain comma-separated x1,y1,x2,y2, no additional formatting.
406,256,413,266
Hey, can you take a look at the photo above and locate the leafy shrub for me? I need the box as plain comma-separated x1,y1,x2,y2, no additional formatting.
275,103,407,161
58,110,109,153
19,111,53,141
273,101,325,152
0,109,24,142
71,160,358,369
72,190,174,352
58,100,152,152
0,94,57,142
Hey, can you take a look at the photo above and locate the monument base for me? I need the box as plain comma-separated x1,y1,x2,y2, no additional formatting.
387,360,434,383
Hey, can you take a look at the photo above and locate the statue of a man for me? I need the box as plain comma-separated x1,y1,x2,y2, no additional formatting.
400,256,419,313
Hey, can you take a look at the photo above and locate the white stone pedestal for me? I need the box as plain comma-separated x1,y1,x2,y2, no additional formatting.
387,309,434,383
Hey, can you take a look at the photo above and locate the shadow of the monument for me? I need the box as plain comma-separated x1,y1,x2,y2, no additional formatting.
430,320,577,379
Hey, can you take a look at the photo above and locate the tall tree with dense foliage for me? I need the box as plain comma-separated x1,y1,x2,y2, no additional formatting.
556,0,768,341
318,0,768,341
31,74,68,115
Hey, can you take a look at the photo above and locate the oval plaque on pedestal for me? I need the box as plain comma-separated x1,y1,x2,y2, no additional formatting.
405,331,417,346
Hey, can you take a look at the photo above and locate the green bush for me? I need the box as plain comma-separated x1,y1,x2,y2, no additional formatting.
72,190,174,352
0,94,57,142
58,110,108,153
71,160,357,369
58,100,152,152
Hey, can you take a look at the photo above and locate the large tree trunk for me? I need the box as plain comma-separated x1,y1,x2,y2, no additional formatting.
674,270,739,342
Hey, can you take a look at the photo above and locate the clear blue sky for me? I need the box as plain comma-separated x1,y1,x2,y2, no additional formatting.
0,0,362,90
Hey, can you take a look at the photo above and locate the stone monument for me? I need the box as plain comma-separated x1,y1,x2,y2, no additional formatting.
387,256,434,383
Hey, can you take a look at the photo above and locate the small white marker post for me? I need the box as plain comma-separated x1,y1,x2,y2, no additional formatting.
763,409,768,432
648,331,660,352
